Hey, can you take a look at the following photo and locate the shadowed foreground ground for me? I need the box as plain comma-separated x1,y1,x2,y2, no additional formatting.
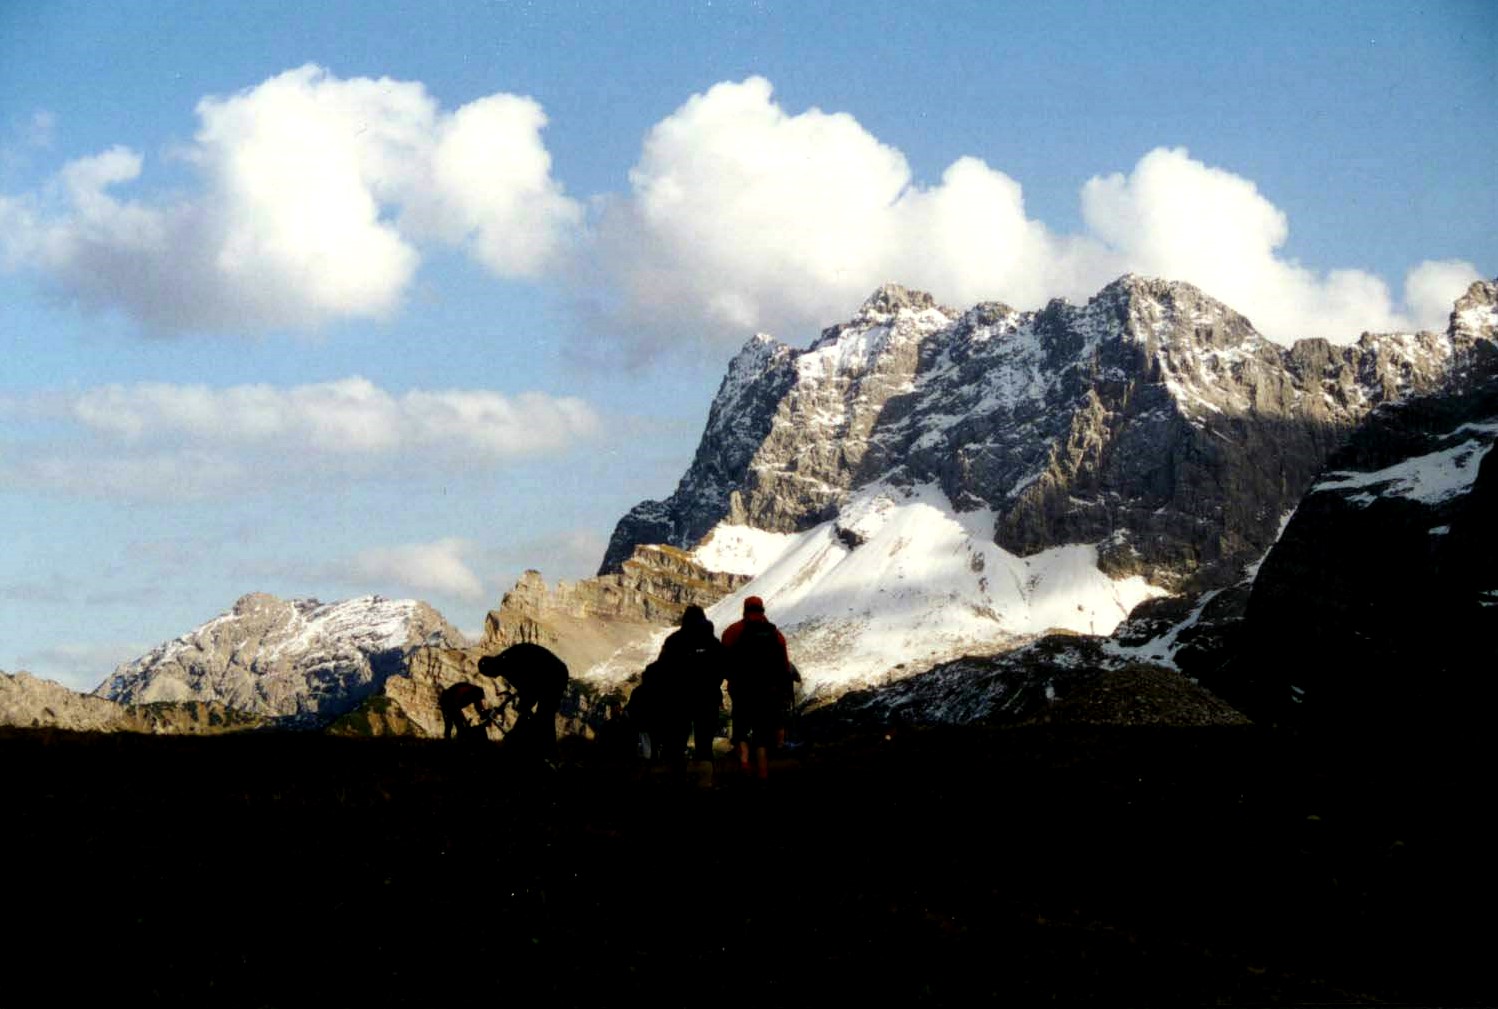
3,723,1491,1006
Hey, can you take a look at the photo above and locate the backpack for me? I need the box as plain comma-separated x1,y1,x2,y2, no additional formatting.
729,620,787,701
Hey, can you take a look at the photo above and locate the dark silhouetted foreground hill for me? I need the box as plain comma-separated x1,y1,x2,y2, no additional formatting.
3,723,1488,1006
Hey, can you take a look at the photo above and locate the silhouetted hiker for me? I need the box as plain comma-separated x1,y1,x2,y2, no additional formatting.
479,642,569,760
595,696,642,764
629,658,675,763
778,663,804,750
722,595,792,780
654,604,727,767
439,681,490,740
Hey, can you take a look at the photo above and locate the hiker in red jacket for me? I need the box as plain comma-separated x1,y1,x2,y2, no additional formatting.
722,596,792,780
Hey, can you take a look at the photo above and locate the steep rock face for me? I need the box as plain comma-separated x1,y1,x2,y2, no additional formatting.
96,593,467,725
605,277,1476,593
480,544,749,683
1204,331,1498,731
602,334,803,571
1,670,266,734
493,545,748,648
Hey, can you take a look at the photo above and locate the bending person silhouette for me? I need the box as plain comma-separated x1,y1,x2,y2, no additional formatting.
479,642,569,759
439,681,491,740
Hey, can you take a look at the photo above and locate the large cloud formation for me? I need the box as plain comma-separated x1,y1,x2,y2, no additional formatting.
0,65,580,332
2,71,1481,349
0,377,599,500
595,77,1480,351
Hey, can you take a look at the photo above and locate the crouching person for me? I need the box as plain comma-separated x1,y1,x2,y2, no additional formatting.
479,642,569,761
439,681,491,741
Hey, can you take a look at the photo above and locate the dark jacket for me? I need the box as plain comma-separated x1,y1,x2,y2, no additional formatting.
657,606,727,712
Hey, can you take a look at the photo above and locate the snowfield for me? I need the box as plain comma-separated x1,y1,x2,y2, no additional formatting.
678,483,1168,695
1313,421,1497,508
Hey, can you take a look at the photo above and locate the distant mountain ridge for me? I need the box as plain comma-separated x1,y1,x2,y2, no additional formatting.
95,593,466,725
45,274,1498,733
1,669,266,734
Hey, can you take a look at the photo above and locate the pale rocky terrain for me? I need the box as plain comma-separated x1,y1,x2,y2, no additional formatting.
1,669,264,733
335,543,748,737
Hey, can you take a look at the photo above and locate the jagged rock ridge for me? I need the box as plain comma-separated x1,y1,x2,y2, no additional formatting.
606,276,1488,594
812,278,1497,730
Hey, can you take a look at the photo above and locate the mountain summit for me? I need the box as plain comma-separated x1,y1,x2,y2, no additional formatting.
600,275,1495,693
97,593,466,724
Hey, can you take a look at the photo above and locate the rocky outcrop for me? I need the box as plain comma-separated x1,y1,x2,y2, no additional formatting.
807,635,1248,734
97,593,467,725
340,545,748,738
1203,327,1498,731
605,277,1487,594
491,545,748,649
1,670,266,734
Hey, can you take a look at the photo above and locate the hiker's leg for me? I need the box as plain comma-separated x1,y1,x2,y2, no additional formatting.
693,712,715,762
755,744,769,780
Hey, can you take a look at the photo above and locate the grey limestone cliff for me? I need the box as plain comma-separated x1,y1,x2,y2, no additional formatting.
604,276,1493,594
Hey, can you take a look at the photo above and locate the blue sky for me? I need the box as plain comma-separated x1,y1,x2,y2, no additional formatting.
2,0,1494,690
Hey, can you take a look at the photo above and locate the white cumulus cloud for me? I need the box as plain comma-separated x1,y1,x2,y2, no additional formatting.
1403,258,1485,332
0,65,580,333
592,76,1103,352
592,78,1481,352
1080,147,1438,342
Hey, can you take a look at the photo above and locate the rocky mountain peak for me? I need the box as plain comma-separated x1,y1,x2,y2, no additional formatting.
232,591,283,616
1452,277,1498,340
97,592,466,724
604,275,1494,624
857,282,941,318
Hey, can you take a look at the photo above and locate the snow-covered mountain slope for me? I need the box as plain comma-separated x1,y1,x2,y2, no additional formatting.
592,275,1497,695
692,483,1164,695
97,593,467,723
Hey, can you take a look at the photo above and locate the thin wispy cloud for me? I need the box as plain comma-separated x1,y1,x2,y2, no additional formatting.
0,377,600,500
342,538,487,602
0,65,580,333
